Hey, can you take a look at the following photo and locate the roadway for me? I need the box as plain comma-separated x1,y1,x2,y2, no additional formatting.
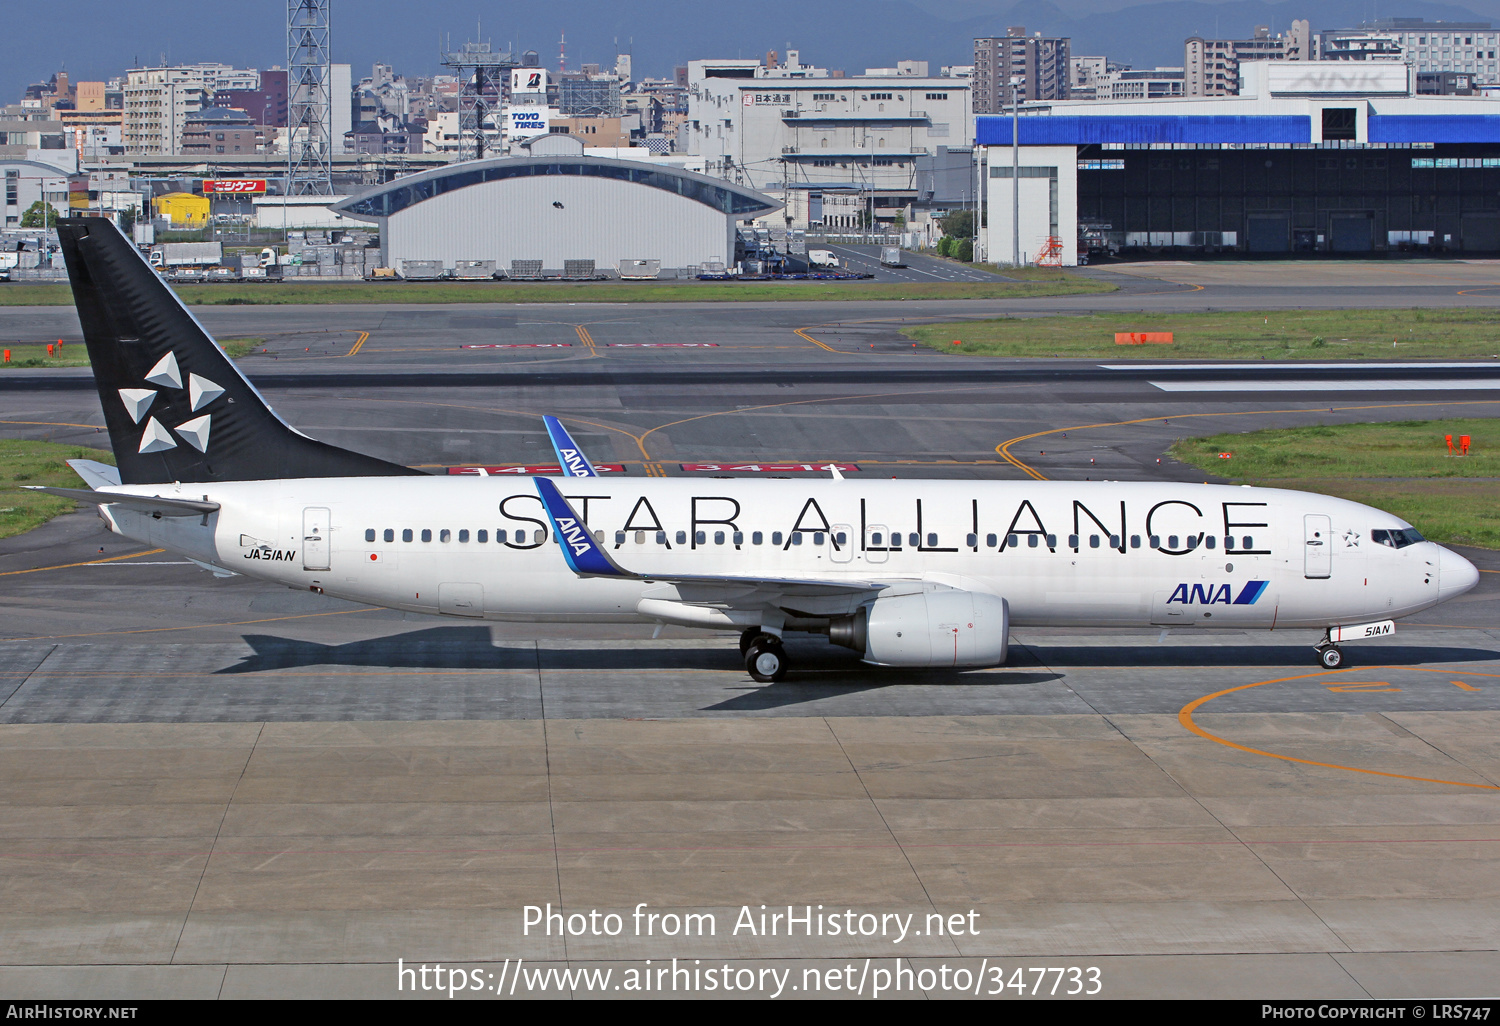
0,263,1498,998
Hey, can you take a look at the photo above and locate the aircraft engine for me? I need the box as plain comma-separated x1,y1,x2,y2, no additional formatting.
829,590,1009,667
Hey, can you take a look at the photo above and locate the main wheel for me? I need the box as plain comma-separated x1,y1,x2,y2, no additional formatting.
745,640,788,683
1318,645,1344,669
739,627,761,656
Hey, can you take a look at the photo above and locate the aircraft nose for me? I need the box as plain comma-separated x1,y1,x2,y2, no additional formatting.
1437,546,1480,602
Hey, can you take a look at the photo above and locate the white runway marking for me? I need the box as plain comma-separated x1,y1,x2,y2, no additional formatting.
1105,362,1500,371
1149,379,1500,392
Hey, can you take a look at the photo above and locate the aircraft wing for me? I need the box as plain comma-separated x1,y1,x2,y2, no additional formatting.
23,486,220,517
532,476,882,596
543,416,598,477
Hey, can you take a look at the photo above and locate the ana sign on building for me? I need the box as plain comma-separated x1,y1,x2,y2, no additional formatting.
505,107,552,136
1264,62,1410,95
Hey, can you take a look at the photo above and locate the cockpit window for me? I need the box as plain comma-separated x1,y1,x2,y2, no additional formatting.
1372,528,1425,548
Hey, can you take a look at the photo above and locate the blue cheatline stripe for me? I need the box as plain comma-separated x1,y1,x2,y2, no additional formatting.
543,415,598,478
533,476,624,577
1234,580,1270,605
1369,115,1500,144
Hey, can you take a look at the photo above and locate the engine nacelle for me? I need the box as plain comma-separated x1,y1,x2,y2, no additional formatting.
830,590,1009,668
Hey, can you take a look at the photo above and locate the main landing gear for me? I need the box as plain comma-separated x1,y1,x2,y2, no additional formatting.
741,627,788,683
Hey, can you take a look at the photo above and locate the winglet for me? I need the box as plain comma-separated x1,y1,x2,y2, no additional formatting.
533,476,635,578
543,416,598,477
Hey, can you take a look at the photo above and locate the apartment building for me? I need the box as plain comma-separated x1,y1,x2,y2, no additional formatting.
973,28,1070,112
1185,21,1310,96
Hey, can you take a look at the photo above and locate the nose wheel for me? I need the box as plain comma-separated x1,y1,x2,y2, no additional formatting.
1317,644,1344,669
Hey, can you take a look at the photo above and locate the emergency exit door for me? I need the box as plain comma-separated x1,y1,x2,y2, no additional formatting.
303,507,330,571
1304,514,1331,579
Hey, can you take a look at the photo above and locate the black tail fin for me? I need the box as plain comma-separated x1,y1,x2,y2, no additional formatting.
56,217,420,484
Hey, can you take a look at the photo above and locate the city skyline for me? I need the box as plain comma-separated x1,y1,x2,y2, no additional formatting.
6,0,1500,104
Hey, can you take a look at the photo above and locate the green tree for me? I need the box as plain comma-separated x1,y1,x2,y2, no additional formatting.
892,211,906,230
20,201,57,228
118,206,137,233
956,238,974,262
938,209,974,241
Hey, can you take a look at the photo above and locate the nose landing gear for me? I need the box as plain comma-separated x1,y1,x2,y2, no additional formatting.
1316,644,1344,670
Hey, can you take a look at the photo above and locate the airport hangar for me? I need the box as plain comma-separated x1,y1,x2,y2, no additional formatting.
332,134,781,276
980,61,1500,266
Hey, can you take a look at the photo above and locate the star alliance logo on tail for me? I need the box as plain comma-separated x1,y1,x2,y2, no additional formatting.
1166,581,1269,606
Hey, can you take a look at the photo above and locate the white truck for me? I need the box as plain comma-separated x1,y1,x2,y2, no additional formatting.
807,249,838,269
880,246,905,268
148,242,223,272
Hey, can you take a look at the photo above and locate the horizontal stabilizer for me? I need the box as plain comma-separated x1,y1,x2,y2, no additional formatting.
24,485,220,517
66,459,122,490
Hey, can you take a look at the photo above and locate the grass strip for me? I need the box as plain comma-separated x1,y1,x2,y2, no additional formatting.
905,307,1500,360
1171,419,1500,548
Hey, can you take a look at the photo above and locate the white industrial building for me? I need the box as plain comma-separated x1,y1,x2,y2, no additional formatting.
685,52,973,229
979,61,1500,265
333,135,780,274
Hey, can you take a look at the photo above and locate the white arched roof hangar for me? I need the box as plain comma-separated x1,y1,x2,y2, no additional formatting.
333,156,781,273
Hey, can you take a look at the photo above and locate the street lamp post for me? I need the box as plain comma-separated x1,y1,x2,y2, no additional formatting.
1011,75,1020,267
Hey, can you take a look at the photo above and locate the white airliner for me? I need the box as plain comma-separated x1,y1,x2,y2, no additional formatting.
35,217,1479,681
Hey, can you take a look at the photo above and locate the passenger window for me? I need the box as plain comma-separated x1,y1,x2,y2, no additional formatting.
1028,534,1039,548
1089,535,1100,548
1110,534,1120,548
1205,536,1216,549
695,531,706,545
384,529,394,543
656,531,667,544
1186,536,1198,550
909,533,919,547
833,532,845,545
365,529,376,542
1069,534,1080,547
890,533,901,549
752,531,763,545
1242,536,1253,549
402,529,413,542
440,529,451,543
733,531,744,545
459,529,469,543
534,529,544,544
676,531,687,544
497,530,508,543
1046,534,1057,547
1008,533,1019,547
772,532,784,545
635,531,645,544
872,532,883,545
1168,535,1179,548
986,533,997,547
813,532,824,545
1150,535,1160,549
421,529,432,542
966,533,977,547
1130,535,1140,549
593,530,603,542
792,533,803,546
615,531,626,545
714,531,725,545
477,530,488,543
1225,536,1236,550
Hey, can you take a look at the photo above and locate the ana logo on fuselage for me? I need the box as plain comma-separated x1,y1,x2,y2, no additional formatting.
1167,581,1269,606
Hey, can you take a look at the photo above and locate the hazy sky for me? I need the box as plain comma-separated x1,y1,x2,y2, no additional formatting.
5,0,1498,108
